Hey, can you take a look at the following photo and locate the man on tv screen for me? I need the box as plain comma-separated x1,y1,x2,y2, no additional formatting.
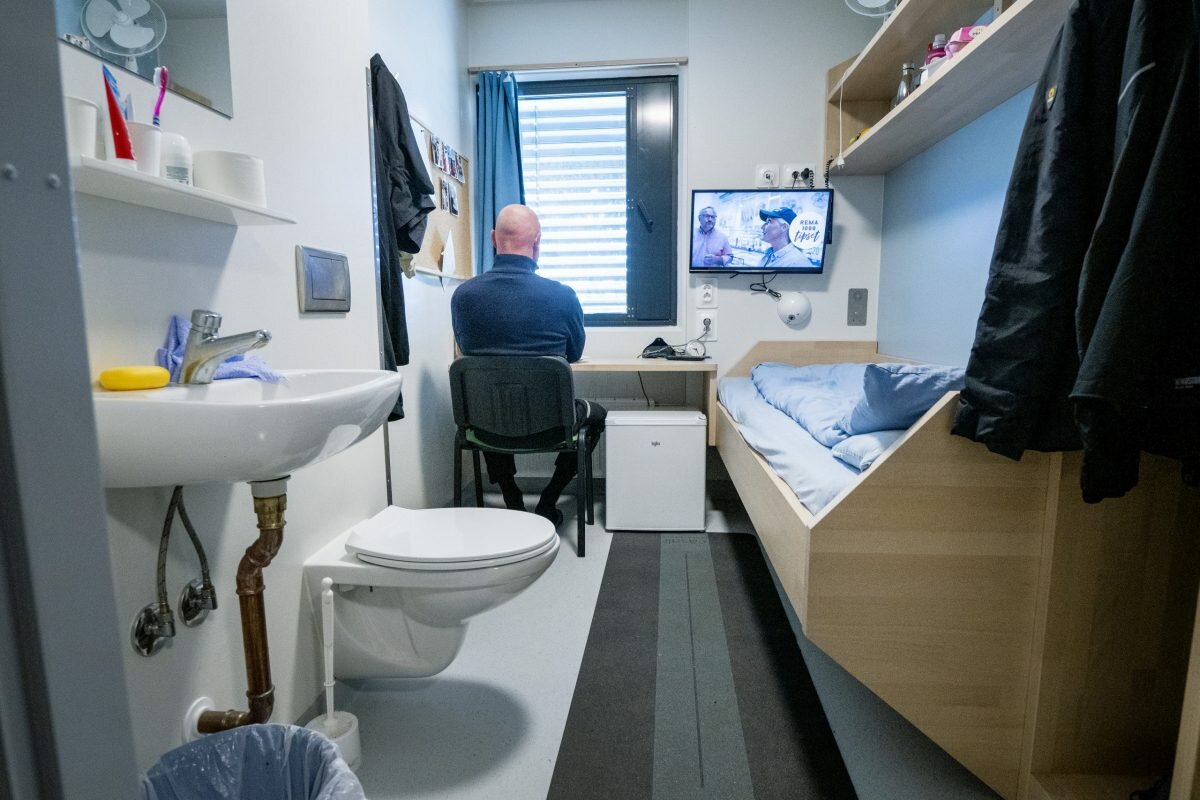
691,206,733,267
758,208,807,268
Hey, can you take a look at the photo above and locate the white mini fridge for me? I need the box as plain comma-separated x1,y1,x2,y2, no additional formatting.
604,409,707,531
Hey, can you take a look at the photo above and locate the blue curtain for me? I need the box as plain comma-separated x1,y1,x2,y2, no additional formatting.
475,71,524,273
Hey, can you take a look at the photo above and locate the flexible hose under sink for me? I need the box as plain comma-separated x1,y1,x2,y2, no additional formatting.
155,486,218,636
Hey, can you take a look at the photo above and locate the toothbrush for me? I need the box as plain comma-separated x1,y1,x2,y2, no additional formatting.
152,66,169,127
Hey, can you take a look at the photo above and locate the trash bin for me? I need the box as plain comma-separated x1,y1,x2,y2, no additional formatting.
140,723,365,800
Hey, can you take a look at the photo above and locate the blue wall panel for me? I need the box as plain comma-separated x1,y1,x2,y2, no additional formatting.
877,86,1034,366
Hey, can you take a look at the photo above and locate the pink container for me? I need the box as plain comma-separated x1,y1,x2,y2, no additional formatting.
947,24,986,57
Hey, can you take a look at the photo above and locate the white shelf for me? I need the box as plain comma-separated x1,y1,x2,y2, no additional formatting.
830,0,1071,176
70,156,295,226
412,265,469,281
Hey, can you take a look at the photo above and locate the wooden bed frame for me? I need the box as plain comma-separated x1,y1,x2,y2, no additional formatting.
718,341,1200,800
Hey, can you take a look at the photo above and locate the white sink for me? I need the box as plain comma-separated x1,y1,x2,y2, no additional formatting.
93,370,402,488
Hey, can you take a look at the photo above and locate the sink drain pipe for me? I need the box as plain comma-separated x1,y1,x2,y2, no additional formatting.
197,477,288,734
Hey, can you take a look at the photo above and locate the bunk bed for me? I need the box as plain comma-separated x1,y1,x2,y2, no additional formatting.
716,341,1200,800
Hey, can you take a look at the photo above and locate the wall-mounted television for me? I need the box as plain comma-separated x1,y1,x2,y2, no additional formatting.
689,188,833,274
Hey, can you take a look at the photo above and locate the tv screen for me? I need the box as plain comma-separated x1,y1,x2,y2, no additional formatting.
689,189,833,273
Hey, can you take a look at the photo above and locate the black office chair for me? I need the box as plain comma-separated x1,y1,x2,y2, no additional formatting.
448,356,600,557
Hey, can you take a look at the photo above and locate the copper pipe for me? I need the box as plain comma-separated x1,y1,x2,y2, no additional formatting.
197,489,287,734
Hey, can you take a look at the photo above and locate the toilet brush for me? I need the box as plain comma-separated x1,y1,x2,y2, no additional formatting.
305,577,362,771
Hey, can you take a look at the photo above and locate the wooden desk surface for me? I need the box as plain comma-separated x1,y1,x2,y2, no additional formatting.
569,357,719,445
570,357,717,373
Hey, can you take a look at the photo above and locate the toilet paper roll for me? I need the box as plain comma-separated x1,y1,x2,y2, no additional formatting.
193,150,267,206
63,96,99,160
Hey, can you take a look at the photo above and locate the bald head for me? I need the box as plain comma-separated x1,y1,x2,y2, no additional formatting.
492,204,542,260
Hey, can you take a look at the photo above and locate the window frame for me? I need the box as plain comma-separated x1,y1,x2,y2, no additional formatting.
517,75,678,327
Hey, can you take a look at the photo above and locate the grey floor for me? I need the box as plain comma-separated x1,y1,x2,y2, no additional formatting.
339,487,998,800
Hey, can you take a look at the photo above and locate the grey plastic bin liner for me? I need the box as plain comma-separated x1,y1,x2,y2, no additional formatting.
140,724,365,800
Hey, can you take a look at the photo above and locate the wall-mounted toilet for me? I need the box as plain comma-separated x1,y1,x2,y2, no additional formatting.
303,506,559,679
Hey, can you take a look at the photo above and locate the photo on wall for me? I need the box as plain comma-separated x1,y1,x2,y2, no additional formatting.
446,180,459,216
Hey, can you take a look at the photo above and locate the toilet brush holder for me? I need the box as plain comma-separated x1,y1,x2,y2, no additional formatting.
306,710,361,771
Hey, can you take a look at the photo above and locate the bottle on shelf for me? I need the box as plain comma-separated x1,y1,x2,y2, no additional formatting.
925,33,948,65
892,63,916,108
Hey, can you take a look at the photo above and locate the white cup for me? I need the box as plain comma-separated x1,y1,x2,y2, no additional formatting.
63,96,99,160
159,131,193,185
193,150,267,206
127,122,162,177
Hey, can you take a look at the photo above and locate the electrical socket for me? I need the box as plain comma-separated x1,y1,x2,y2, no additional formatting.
696,282,718,309
782,162,817,188
696,310,719,342
755,164,780,188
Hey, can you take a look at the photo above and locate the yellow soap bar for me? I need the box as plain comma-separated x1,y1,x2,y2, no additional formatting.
99,366,171,391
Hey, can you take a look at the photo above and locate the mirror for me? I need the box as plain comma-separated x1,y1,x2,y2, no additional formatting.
56,0,233,118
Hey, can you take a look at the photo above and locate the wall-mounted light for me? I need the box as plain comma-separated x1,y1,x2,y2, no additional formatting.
777,292,812,329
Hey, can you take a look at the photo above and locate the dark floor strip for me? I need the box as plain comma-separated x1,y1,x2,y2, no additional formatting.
710,533,857,799
549,532,857,800
546,534,661,800
652,534,753,799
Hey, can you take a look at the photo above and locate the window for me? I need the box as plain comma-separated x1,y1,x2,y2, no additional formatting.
518,76,677,325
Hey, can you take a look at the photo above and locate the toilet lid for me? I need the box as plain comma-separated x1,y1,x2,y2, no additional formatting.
345,506,558,570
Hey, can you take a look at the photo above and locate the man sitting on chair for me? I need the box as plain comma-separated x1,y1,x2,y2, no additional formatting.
451,204,607,525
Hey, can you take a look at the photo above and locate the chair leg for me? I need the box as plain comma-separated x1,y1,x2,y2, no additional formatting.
472,450,484,507
576,441,586,557
584,429,595,526
453,444,463,507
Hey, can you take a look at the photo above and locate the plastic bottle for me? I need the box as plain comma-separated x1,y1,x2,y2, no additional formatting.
925,34,948,65
893,63,916,108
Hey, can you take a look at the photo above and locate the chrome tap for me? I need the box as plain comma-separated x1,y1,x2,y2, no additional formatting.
180,309,271,385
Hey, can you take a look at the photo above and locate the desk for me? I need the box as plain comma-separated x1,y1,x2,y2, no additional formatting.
570,358,719,446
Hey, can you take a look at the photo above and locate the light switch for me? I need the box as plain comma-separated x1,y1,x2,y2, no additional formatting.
297,246,350,313
847,288,868,326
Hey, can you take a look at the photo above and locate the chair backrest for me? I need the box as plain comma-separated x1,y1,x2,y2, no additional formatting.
449,356,577,448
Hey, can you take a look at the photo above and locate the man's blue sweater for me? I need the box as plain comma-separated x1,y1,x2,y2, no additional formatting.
451,254,586,362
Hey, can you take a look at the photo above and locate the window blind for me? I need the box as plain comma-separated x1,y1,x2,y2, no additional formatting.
519,92,628,316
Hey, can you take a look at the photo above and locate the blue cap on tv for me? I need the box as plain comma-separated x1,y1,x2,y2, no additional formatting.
758,207,796,224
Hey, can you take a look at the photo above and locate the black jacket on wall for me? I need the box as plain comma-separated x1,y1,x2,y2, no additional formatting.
371,54,436,420
953,0,1200,500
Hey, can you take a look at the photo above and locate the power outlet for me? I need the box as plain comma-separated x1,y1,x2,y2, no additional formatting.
755,164,780,188
782,162,817,188
697,282,718,309
696,311,719,342
848,287,868,326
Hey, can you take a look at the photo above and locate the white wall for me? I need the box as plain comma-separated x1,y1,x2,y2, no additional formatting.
59,0,469,768
369,0,472,511
467,0,881,374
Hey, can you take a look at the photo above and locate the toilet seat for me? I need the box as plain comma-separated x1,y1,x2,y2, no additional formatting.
345,506,558,572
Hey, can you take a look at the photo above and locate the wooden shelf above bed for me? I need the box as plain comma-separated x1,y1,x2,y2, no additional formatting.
823,0,1071,176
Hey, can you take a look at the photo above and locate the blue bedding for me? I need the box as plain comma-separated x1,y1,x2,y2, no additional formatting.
750,362,865,447
719,377,858,514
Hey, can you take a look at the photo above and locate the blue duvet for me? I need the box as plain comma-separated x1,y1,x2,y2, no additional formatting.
750,362,867,447
719,377,858,514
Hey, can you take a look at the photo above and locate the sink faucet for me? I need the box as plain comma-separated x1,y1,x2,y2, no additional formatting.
180,309,272,385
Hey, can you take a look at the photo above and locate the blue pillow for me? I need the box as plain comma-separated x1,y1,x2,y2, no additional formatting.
830,430,905,471
836,363,965,435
